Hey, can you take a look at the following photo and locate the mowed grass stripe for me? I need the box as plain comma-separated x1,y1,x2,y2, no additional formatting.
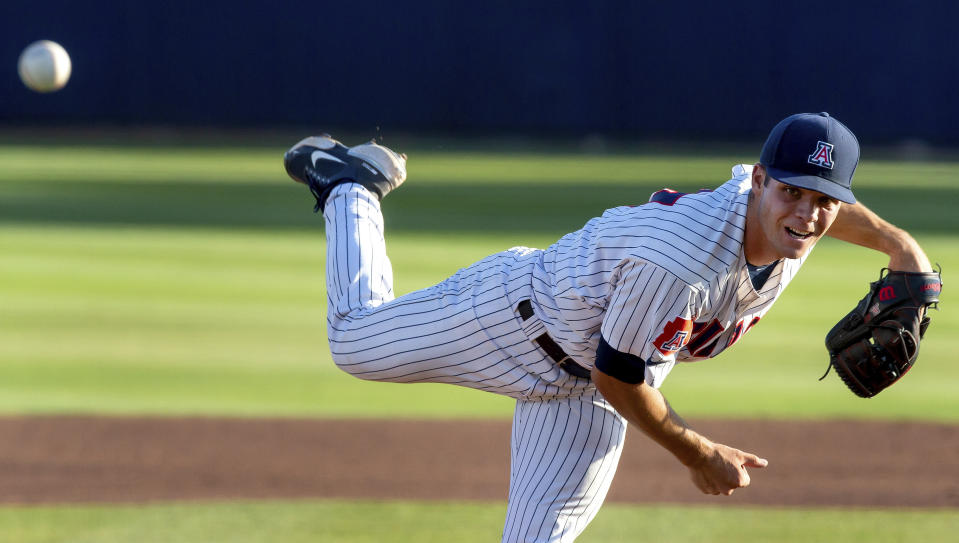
2,144,957,187
2,145,956,235
0,500,956,543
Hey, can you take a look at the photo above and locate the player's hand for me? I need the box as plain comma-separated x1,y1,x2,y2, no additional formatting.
686,442,768,496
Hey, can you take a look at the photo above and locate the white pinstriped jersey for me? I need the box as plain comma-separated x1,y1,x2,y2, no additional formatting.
526,164,807,387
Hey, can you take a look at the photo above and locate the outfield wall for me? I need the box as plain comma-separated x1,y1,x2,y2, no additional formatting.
3,1,958,144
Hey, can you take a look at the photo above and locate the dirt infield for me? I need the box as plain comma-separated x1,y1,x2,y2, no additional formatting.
1,416,957,507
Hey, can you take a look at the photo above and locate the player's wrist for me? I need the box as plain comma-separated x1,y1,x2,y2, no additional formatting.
676,436,715,468
874,228,929,271
886,240,932,272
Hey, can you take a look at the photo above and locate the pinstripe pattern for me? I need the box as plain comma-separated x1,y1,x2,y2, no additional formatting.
503,395,626,542
318,163,809,542
528,164,807,388
602,262,701,356
325,184,537,394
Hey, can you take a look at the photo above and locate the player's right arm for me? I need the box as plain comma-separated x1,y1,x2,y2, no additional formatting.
596,259,767,495
592,366,767,495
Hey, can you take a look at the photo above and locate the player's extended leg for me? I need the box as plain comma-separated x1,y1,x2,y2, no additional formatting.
502,393,627,543
283,133,408,331
323,183,396,319
284,135,544,395
320,183,542,393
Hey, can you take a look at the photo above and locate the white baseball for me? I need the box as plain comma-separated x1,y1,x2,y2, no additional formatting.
18,40,72,93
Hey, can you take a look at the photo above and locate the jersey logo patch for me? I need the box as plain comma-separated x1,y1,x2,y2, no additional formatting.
687,319,725,358
726,316,761,348
653,317,694,356
807,141,835,169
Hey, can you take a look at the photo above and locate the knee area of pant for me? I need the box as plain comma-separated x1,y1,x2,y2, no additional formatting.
328,353,363,378
327,345,377,381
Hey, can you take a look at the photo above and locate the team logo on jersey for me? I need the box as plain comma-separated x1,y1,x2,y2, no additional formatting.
653,317,694,356
807,141,835,169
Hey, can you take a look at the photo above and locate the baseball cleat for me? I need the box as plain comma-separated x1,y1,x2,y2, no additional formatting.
283,134,407,213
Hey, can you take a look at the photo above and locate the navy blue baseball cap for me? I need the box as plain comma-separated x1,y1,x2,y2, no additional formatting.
760,112,858,204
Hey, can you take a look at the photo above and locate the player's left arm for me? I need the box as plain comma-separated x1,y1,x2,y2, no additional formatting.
825,201,932,273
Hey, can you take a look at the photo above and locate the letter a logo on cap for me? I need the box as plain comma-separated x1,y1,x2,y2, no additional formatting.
808,141,835,169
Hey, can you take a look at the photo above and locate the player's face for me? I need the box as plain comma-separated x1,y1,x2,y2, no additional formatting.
748,169,841,263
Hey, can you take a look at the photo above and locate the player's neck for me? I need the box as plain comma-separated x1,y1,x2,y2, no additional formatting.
743,200,779,266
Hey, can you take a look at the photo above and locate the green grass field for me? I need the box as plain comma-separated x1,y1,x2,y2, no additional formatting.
1,141,956,541
1,143,955,420
3,499,958,543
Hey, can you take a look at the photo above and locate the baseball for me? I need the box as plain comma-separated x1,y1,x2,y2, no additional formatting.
18,40,72,93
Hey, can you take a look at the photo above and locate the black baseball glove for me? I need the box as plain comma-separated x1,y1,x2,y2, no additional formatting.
822,268,942,398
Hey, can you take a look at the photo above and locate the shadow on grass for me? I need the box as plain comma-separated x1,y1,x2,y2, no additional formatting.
1,178,956,236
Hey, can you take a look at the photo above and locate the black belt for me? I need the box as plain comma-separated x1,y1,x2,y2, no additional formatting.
517,300,592,380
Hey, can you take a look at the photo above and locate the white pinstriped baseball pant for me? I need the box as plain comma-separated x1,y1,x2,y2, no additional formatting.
323,185,628,542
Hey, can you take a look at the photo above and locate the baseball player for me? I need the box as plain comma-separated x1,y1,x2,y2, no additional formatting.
282,112,932,542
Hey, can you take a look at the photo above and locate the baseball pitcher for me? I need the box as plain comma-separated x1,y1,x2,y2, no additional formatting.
282,112,939,542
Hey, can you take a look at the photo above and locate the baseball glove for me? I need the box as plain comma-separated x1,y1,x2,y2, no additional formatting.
822,268,942,398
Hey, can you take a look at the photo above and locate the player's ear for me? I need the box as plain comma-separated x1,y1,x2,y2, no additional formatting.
751,164,766,193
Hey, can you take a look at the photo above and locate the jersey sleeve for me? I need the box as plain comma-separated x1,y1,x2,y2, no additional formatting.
597,260,702,388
